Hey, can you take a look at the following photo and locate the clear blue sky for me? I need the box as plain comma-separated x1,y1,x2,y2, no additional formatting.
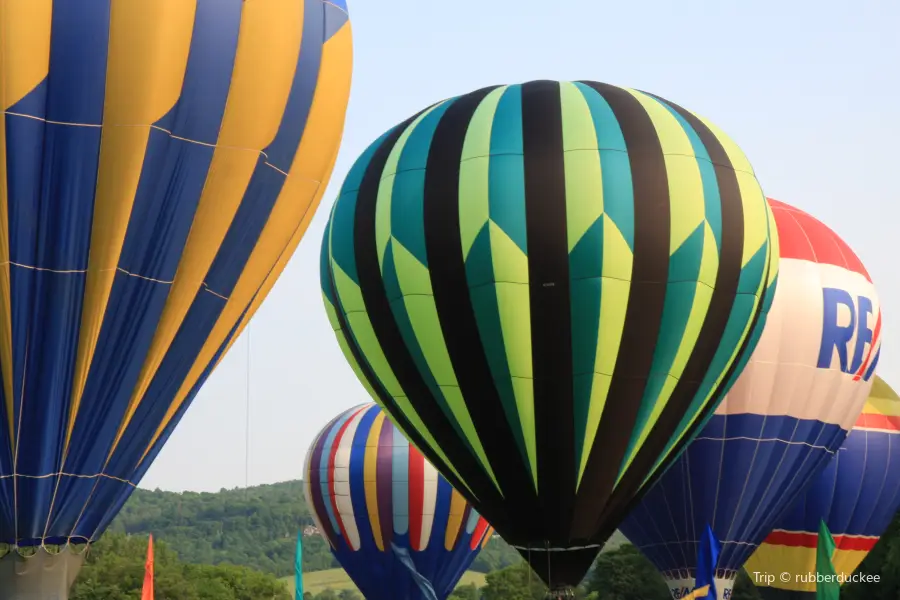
140,0,899,492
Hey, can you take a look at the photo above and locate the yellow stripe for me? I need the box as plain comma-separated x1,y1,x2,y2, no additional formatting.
745,542,867,592
110,0,310,456
444,489,467,550
0,0,52,445
364,411,385,551
67,0,196,457
481,526,493,548
136,22,353,466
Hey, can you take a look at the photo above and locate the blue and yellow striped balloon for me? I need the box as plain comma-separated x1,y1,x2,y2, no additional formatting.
0,2,351,593
321,80,778,590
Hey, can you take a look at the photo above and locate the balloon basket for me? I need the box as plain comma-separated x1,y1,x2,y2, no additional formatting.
544,587,576,599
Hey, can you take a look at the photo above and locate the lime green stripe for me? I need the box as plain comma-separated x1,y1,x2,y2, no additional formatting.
375,105,443,271
459,87,506,260
560,82,603,252
489,222,536,486
765,201,780,287
391,240,501,491
733,170,771,268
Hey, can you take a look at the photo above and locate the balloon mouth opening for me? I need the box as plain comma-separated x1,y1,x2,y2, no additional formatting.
545,587,577,599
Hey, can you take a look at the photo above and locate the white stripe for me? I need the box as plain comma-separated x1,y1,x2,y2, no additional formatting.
419,461,439,549
333,407,368,550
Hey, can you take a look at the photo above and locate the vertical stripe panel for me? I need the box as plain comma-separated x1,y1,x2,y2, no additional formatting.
407,444,425,550
570,82,634,487
376,419,394,549
334,407,364,550
570,81,670,539
391,433,410,535
12,0,111,544
521,80,575,539
422,85,539,536
363,410,385,550
444,489,467,551
420,461,439,550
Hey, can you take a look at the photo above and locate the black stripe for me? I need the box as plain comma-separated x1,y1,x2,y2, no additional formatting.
350,100,507,519
323,114,478,506
569,81,671,540
600,94,758,530
520,80,577,544
423,84,537,540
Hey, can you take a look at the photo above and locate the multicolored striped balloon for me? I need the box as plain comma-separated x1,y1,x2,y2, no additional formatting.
320,79,778,589
619,198,882,599
746,377,900,599
304,403,493,600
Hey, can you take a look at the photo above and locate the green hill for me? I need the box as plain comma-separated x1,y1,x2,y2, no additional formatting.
107,481,525,577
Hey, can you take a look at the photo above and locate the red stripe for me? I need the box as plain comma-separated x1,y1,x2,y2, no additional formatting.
765,530,879,552
768,198,870,281
470,517,490,550
854,310,881,381
854,412,900,431
327,410,364,545
408,444,425,551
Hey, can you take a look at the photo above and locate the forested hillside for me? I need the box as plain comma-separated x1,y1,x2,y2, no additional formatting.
106,480,527,577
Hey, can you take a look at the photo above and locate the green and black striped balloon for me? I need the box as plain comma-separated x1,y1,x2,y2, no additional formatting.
320,80,779,589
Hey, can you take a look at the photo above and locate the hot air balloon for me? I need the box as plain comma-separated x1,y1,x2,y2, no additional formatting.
320,79,779,594
619,198,882,599
304,402,494,600
745,376,900,599
0,2,352,597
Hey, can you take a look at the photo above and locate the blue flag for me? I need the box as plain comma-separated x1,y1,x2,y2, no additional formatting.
391,542,439,600
686,524,722,599
295,532,304,600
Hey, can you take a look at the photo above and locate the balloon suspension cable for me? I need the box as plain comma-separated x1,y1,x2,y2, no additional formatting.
245,324,252,492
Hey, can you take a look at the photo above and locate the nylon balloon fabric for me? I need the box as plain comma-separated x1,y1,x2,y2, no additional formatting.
619,199,881,599
303,403,493,600
745,377,900,599
0,0,352,581
320,80,779,589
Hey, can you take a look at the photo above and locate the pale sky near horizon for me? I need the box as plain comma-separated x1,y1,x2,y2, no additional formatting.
139,0,899,493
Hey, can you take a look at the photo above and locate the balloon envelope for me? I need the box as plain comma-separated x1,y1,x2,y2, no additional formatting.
304,403,493,600
745,376,900,599
321,79,778,588
619,199,882,597
0,0,352,589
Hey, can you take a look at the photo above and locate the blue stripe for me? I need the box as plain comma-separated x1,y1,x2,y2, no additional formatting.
348,406,377,551
620,414,848,573
774,428,900,539
46,0,246,541
3,1,112,546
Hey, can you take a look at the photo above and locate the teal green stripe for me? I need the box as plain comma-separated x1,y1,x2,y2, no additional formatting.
391,101,454,267
574,82,634,251
330,188,363,285
654,99,723,251
487,85,527,253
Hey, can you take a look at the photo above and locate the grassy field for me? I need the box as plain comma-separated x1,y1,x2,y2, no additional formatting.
283,569,487,595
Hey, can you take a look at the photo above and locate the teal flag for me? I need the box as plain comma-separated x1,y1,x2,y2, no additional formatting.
295,532,304,600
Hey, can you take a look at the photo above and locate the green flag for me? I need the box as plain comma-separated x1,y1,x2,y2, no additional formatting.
816,519,839,600
295,532,304,600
